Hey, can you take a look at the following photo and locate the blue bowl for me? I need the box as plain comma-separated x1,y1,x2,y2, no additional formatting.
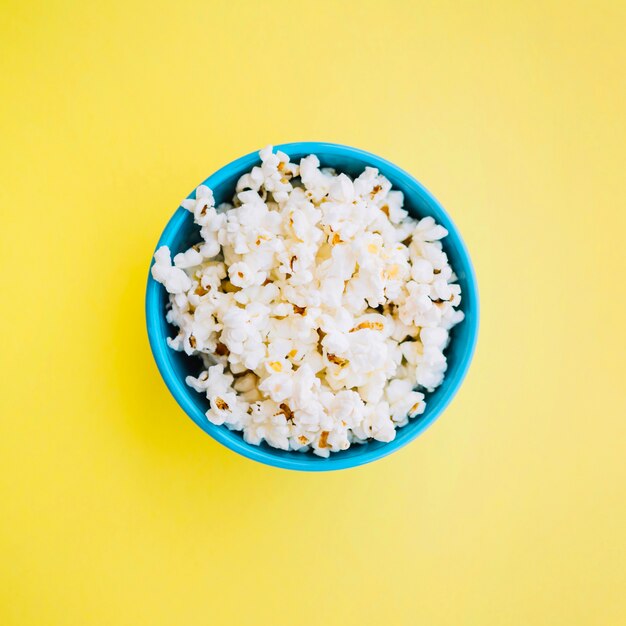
146,142,479,471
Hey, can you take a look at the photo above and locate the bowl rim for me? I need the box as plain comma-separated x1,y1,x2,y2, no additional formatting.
145,141,479,471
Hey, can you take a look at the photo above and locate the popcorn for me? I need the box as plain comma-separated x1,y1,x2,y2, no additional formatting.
413,216,448,242
258,372,294,403
410,258,435,284
181,184,215,224
228,261,264,288
173,247,203,269
151,247,192,294
151,146,464,456
385,379,426,426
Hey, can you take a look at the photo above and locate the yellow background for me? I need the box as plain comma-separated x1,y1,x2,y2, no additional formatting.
1,1,625,624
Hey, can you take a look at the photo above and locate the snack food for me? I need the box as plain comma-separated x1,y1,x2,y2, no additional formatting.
151,146,464,456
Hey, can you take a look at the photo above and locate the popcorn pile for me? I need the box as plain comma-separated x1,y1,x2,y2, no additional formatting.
152,146,464,456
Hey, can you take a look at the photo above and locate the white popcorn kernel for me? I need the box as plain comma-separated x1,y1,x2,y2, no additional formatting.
386,379,425,424
205,392,236,425
321,331,350,355
328,173,355,203
181,185,216,224
228,262,257,288
186,369,210,394
359,402,396,443
173,247,203,269
398,282,434,326
410,258,435,283
414,216,448,242
431,278,453,301
420,327,448,349
151,246,192,294
258,372,294,403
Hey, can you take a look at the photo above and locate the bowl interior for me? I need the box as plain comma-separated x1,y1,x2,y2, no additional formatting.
146,142,478,470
